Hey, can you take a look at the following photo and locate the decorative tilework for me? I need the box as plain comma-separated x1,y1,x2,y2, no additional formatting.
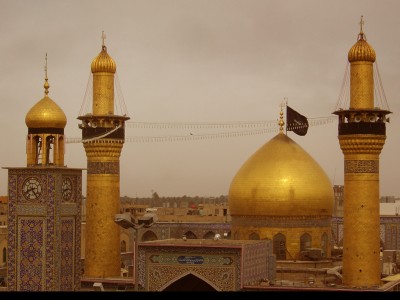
16,205,46,216
60,218,75,291
232,215,331,228
87,161,119,174
142,246,241,291
60,204,78,216
7,168,82,291
345,160,378,173
18,218,45,291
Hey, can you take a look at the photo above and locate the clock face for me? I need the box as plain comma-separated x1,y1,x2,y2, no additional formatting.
62,177,73,201
22,177,43,200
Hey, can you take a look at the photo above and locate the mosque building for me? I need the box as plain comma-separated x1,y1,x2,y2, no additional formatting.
2,18,400,291
228,108,334,261
3,57,83,291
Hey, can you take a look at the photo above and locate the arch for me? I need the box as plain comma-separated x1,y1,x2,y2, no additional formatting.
300,233,312,251
35,135,42,165
120,240,127,253
141,230,157,242
160,271,220,291
45,135,55,165
321,232,328,257
249,232,260,240
273,233,286,260
183,231,197,239
203,231,215,239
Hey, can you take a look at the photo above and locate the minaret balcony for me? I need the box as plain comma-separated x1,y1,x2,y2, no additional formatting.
338,122,385,135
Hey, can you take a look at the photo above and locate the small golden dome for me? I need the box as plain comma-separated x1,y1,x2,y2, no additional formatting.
91,45,116,73
228,133,333,217
348,35,376,62
25,95,67,129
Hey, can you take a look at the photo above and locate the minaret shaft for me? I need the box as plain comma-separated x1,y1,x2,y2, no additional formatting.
93,73,114,115
350,62,374,109
83,141,123,277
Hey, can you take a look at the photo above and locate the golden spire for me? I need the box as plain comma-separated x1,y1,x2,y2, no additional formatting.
44,53,49,96
359,15,364,35
101,30,107,51
278,100,285,133
357,15,366,41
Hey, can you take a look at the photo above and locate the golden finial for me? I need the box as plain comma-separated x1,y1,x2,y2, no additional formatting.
359,15,364,34
102,31,107,50
278,99,286,133
44,53,50,96
357,15,366,41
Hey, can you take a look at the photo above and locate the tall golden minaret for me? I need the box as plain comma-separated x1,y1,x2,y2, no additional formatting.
333,17,391,287
78,33,130,278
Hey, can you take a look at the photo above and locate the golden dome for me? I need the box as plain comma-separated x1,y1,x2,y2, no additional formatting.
25,95,67,129
91,45,116,73
228,132,333,217
348,18,376,63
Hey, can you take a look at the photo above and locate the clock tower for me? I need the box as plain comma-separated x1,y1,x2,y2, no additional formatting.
4,56,83,291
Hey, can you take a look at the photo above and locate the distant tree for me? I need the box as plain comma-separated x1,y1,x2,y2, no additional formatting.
152,191,160,200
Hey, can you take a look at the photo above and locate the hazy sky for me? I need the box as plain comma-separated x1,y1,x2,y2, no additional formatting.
1,0,400,198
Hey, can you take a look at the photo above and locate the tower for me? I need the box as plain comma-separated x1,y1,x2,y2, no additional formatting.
333,18,391,287
78,34,129,278
5,56,83,291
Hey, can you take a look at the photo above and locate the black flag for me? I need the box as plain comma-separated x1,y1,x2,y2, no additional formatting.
286,105,309,136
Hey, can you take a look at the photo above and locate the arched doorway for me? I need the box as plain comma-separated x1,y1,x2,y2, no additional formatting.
163,273,217,291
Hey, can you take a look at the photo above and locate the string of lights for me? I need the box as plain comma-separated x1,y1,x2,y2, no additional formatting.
66,116,337,144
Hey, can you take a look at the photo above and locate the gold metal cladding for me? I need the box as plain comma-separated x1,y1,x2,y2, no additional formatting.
92,73,115,115
84,174,121,278
231,225,332,259
25,96,67,129
348,39,376,63
338,135,386,154
342,178,381,287
228,133,334,217
350,62,374,109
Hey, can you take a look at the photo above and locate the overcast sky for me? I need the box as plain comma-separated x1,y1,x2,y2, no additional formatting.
1,0,399,198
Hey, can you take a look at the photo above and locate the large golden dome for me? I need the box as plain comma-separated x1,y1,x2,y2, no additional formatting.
91,45,116,73
228,132,333,217
25,95,67,129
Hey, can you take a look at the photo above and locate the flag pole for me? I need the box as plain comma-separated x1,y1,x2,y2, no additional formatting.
284,98,288,135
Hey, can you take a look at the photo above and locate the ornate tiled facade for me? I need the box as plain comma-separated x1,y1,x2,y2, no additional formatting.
6,168,82,291
140,240,271,291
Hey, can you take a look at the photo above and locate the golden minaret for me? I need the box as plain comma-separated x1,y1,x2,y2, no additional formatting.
78,32,130,278
333,17,391,287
